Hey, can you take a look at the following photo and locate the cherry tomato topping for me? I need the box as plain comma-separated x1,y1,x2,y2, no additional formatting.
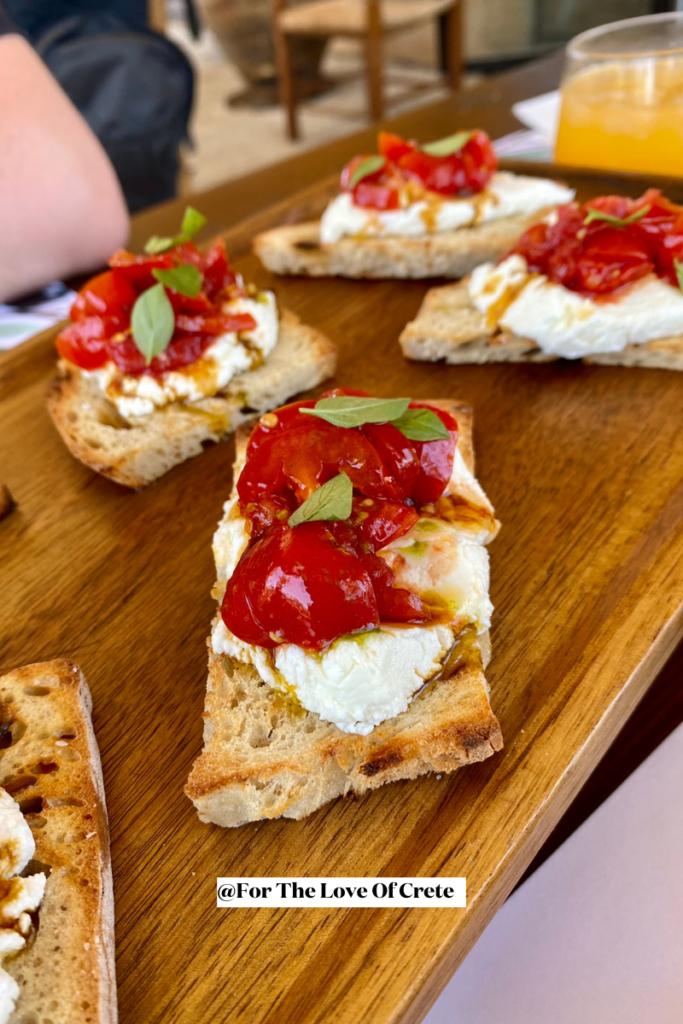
409,404,458,505
222,521,379,650
107,248,175,290
360,552,428,624
70,270,137,323
55,318,110,370
351,498,419,550
340,129,497,211
508,189,683,296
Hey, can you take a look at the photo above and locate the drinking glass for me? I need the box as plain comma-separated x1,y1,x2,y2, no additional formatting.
555,13,683,176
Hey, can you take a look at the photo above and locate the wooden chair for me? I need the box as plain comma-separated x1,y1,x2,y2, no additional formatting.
270,0,464,139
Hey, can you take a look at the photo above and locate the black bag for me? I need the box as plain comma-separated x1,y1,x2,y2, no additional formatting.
35,14,194,212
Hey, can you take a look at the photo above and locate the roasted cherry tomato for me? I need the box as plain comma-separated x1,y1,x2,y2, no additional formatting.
408,403,458,505
108,248,176,290
360,552,428,624
222,521,379,650
70,270,137,324
175,312,256,335
360,422,420,501
55,318,110,370
508,189,683,296
247,400,318,456
351,498,419,550
340,129,497,210
378,131,414,163
237,420,391,505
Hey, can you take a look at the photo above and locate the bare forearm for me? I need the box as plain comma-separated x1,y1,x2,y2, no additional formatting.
0,35,129,302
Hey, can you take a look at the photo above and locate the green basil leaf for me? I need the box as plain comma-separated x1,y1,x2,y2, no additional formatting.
422,130,475,157
675,259,683,294
143,206,208,255
130,283,175,365
348,155,387,189
152,264,203,297
583,204,651,228
288,472,352,527
181,206,207,240
392,408,450,441
144,235,178,255
300,395,410,429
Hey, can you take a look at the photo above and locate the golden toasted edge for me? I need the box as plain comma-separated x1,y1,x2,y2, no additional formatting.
400,278,683,368
46,309,337,488
254,208,558,280
1,659,117,1024
185,399,502,826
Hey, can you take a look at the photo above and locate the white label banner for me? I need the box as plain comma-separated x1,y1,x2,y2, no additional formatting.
216,877,466,908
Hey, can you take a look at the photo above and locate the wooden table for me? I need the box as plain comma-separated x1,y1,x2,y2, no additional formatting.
4,52,683,1024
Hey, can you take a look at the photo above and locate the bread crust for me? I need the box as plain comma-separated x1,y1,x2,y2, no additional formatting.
0,659,116,1024
254,209,558,280
46,309,337,488
400,278,683,369
185,401,502,827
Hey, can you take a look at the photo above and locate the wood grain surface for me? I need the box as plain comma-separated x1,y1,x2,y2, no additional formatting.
5,55,683,1024
3,163,683,1024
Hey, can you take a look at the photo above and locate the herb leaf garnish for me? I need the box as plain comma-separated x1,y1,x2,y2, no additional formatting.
289,472,353,527
583,204,651,228
391,408,450,441
152,264,202,297
130,283,175,364
422,130,475,157
301,396,410,429
348,156,387,188
144,206,208,255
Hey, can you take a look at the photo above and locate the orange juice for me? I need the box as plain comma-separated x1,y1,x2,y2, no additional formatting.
555,58,683,176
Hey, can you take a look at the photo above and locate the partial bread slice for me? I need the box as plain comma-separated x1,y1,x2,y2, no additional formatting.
254,209,558,280
185,402,502,828
400,278,683,369
0,660,116,1024
46,309,337,488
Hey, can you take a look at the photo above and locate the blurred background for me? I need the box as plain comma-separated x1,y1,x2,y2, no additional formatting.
2,0,677,209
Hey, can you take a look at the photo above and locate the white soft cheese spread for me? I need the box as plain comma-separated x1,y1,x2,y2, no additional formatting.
319,172,574,244
469,255,683,359
211,442,496,735
83,291,279,419
0,788,47,1024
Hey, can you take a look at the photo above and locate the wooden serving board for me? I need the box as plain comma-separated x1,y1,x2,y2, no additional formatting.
3,166,683,1024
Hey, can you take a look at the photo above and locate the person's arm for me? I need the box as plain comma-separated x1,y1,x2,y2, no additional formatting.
0,34,129,302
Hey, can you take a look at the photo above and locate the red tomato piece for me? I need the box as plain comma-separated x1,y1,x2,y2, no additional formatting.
359,422,420,501
352,180,401,211
246,399,318,456
222,521,379,650
108,249,175,290
508,189,683,297
378,131,415,163
55,318,110,370
237,420,391,506
244,492,297,540
352,498,419,550
409,403,458,505
106,333,214,377
175,312,256,335
70,270,137,324
360,552,428,624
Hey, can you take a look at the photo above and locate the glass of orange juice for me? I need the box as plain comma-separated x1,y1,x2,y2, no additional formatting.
555,13,683,177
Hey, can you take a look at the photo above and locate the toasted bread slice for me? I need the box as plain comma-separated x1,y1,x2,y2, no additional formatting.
254,208,559,280
400,278,683,369
46,309,337,489
185,402,502,828
0,660,116,1024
